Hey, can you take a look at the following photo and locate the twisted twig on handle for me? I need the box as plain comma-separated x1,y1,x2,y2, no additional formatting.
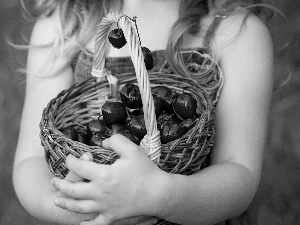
92,12,161,164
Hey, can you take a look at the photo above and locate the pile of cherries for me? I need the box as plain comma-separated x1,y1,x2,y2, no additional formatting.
61,84,201,146
61,16,201,146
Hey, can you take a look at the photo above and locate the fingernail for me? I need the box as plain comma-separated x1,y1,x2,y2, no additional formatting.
54,198,59,205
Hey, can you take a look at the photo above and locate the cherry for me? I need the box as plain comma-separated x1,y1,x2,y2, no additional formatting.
87,119,108,138
173,92,197,119
117,129,140,145
142,47,154,70
152,86,171,100
181,117,196,132
126,115,147,140
153,97,164,116
108,29,127,49
129,108,142,116
139,96,163,117
89,131,109,147
74,126,89,144
156,112,177,131
102,101,127,126
160,120,186,144
151,86,177,112
111,123,126,135
163,91,178,113
62,126,78,141
120,83,142,109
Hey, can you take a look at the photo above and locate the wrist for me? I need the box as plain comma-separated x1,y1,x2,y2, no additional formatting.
146,169,177,219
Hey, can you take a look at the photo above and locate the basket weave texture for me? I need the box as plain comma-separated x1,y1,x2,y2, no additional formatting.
40,12,222,179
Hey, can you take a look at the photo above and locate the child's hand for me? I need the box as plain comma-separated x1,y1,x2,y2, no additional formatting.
64,152,94,182
55,152,94,199
51,134,170,225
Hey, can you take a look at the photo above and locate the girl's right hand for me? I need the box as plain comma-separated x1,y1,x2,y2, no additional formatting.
61,153,159,225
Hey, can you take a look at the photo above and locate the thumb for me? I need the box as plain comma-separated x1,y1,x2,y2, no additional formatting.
64,152,93,182
102,134,139,158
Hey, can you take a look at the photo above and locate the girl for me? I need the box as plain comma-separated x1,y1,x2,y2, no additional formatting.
13,0,275,224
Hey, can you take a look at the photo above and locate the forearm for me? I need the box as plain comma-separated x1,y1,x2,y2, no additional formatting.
158,162,257,225
13,156,96,225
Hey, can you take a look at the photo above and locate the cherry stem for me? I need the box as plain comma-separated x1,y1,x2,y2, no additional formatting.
124,107,133,119
117,15,142,47
132,16,142,47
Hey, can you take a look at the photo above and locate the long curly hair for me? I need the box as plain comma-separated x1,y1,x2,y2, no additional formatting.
22,0,275,79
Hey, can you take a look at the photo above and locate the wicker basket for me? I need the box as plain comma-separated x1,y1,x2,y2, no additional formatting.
40,12,217,180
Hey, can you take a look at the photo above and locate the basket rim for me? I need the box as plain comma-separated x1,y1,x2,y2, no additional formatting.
39,12,219,178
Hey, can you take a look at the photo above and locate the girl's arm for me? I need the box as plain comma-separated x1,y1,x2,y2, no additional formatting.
155,12,274,224
51,11,274,225
12,10,96,224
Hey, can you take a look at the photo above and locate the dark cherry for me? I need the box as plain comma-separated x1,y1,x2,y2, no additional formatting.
108,29,127,49
156,112,177,131
117,129,140,145
173,92,197,119
120,83,142,109
129,108,142,116
153,97,164,116
89,131,109,147
111,123,126,135
87,119,108,138
180,117,196,132
160,120,186,144
78,131,89,145
151,86,176,112
139,96,163,117
62,126,78,141
102,101,127,126
126,115,147,140
151,86,171,100
142,47,154,70
163,91,178,113
74,126,89,144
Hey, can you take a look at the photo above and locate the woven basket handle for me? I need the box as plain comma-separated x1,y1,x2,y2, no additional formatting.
92,12,161,164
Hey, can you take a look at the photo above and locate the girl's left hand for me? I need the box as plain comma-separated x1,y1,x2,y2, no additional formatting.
52,134,170,225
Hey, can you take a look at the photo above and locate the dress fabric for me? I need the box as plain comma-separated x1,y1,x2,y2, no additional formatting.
72,48,251,225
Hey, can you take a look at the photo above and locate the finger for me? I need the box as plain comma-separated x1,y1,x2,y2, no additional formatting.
102,134,139,158
54,196,97,214
65,152,94,182
66,154,107,180
52,177,92,199
81,214,112,225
